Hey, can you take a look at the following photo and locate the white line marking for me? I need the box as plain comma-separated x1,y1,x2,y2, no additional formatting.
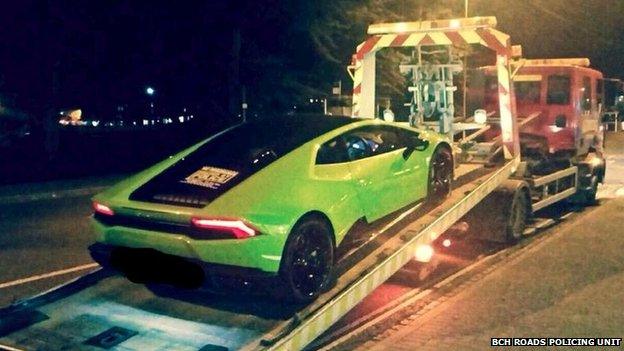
0,263,99,289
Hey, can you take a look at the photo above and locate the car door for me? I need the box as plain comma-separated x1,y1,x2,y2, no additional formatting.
396,127,432,200
313,134,366,240
343,125,425,222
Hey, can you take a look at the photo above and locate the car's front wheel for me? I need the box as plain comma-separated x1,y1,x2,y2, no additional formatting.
279,216,334,303
428,146,453,201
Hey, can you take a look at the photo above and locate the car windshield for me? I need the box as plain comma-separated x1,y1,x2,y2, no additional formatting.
130,115,358,207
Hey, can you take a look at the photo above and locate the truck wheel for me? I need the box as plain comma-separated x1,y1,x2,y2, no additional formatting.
428,146,453,202
580,175,598,206
505,189,528,243
279,216,335,303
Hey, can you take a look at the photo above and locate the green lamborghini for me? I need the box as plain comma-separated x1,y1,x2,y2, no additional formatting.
90,114,453,302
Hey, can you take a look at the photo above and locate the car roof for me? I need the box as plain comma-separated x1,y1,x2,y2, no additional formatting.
245,114,365,133
126,115,369,207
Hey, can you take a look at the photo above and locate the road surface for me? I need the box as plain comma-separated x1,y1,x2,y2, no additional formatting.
0,195,97,307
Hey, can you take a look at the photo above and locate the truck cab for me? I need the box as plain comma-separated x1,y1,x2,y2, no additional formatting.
481,58,603,160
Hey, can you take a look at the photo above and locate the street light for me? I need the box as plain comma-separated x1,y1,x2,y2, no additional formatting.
145,87,156,117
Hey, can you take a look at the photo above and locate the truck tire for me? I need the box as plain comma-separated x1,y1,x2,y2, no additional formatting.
579,175,598,206
572,159,601,206
505,188,529,243
462,180,530,244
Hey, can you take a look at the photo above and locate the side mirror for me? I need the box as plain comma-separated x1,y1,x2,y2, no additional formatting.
415,138,430,151
403,137,429,159
554,115,567,128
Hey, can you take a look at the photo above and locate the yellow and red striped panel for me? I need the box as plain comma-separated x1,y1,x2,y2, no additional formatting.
354,28,510,60
351,27,511,118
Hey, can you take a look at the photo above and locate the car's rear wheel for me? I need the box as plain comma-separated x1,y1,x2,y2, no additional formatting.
280,216,334,303
428,146,453,201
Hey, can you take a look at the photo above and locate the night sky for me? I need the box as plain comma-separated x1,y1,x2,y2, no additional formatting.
1,0,623,121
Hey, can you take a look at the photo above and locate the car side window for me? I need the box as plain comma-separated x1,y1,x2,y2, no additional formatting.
343,126,405,161
345,134,373,161
316,137,349,164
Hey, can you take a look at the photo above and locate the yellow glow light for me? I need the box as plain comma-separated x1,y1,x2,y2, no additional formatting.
68,109,82,121
474,109,487,124
511,45,523,59
415,244,434,263
590,156,603,168
523,58,590,67
368,16,497,35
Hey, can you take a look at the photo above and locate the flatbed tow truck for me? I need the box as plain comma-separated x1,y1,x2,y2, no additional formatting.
0,17,604,351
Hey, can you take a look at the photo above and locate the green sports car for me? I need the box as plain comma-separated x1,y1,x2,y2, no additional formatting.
90,115,453,302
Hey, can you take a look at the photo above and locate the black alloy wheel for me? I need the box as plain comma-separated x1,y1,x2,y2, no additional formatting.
428,147,453,201
280,217,334,303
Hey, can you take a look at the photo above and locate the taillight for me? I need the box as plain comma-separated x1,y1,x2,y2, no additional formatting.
190,218,258,239
93,201,115,216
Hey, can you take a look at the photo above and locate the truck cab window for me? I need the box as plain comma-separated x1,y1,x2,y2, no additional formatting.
514,81,541,104
547,75,570,105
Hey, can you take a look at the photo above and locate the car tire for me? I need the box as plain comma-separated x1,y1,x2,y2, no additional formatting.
428,146,453,202
279,216,335,303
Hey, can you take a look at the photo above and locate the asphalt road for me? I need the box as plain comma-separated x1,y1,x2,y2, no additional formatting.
0,194,97,307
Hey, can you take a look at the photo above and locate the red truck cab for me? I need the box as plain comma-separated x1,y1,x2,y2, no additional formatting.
481,58,603,159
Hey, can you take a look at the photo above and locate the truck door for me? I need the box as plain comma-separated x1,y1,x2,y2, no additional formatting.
579,75,600,154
